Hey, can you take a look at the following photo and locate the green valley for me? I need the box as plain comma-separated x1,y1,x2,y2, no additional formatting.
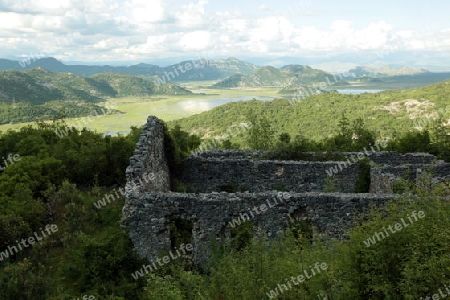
0,69,194,125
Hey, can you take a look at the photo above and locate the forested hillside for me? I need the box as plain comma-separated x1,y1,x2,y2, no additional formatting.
0,101,121,125
172,80,450,142
211,65,348,88
0,120,449,299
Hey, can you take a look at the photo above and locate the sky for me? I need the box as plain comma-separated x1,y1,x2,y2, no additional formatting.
0,0,449,71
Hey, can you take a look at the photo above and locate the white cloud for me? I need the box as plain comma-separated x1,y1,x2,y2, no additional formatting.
126,0,165,24
0,0,448,65
180,31,211,50
0,12,26,30
175,0,208,28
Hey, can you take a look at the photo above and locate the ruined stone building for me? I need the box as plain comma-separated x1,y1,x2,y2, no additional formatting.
122,116,450,266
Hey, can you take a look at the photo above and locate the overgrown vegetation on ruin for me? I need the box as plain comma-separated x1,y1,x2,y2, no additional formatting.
0,118,449,299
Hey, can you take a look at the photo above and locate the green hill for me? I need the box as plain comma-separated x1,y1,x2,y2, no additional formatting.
279,65,346,84
0,69,193,124
211,64,348,89
91,73,192,97
171,80,450,141
0,101,121,125
24,68,117,102
0,70,65,105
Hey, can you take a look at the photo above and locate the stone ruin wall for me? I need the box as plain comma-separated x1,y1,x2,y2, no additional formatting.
181,150,442,194
124,191,397,266
123,116,170,218
122,116,449,266
181,154,361,193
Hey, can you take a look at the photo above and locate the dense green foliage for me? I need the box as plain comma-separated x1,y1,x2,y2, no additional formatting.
0,94,449,299
180,108,450,162
137,183,450,300
171,80,450,154
163,124,201,190
0,122,147,299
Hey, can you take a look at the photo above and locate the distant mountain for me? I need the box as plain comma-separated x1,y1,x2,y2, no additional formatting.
91,73,192,97
25,68,117,102
210,74,247,88
0,69,66,105
157,57,258,81
5,57,160,77
212,65,348,88
348,66,430,78
346,67,450,89
0,68,192,105
0,57,258,80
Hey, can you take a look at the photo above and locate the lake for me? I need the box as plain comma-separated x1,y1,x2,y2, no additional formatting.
102,95,275,135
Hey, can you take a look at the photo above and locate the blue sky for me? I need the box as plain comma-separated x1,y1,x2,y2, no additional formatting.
0,0,449,70
210,0,447,30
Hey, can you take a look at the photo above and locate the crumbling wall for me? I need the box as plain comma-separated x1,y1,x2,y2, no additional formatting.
123,191,397,266
181,155,361,193
123,116,170,218
369,161,450,193
182,150,441,194
367,151,437,166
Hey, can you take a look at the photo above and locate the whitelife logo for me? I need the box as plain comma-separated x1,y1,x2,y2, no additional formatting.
131,243,193,280
0,224,58,261
363,210,425,247
228,192,291,228
153,56,212,86
93,172,155,209
75,296,95,300
266,262,328,298
326,139,388,177
0,153,21,171
421,283,450,300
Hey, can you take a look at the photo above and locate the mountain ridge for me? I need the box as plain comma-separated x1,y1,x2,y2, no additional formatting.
0,68,192,105
211,64,349,88
2,57,258,79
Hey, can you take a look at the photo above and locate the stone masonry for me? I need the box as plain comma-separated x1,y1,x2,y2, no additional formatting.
123,116,170,218
122,116,449,266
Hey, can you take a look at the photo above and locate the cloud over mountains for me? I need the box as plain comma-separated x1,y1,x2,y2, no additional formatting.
0,0,449,69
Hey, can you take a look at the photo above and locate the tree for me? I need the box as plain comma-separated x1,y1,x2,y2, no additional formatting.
351,117,376,151
246,113,274,150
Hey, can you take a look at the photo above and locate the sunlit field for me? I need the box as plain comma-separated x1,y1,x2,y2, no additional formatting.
0,86,281,135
